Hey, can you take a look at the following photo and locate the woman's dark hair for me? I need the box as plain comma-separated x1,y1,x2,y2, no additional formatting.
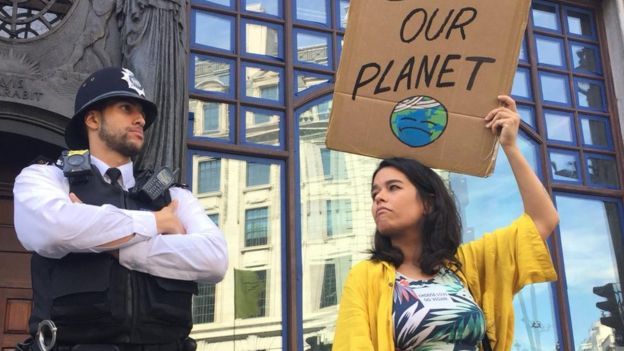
369,157,462,275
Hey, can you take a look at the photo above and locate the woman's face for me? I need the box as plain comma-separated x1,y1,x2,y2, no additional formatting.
371,166,427,237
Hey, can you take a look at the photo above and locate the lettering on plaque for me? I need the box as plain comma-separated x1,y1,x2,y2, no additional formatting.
0,75,44,102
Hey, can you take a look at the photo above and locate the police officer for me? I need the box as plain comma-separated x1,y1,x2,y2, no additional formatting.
13,67,228,351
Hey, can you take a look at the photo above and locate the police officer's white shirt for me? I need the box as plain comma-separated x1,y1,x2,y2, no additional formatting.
13,156,228,283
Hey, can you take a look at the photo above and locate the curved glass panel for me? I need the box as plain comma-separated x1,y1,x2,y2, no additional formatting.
556,195,622,350
190,154,284,350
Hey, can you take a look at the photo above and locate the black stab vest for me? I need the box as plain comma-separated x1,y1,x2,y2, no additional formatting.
29,166,198,344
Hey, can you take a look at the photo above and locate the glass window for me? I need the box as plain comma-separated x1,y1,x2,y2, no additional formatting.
193,283,216,324
190,99,231,141
189,155,283,348
243,108,282,147
295,30,331,67
555,195,622,349
208,213,219,226
517,104,536,129
570,42,602,74
321,148,347,179
566,8,594,37
532,2,560,32
192,55,234,96
580,115,612,149
338,0,349,28
244,0,280,17
519,37,528,62
193,11,233,51
295,71,332,95
247,162,271,187
326,199,352,237
549,149,581,183
244,64,283,104
539,72,570,105
512,68,532,100
535,35,565,68
544,109,575,144
234,269,267,318
319,262,337,308
575,78,605,111
197,158,221,193
196,0,232,7
245,207,269,246
244,20,282,58
586,154,618,188
296,0,328,25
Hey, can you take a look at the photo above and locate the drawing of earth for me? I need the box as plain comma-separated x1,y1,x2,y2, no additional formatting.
389,96,448,147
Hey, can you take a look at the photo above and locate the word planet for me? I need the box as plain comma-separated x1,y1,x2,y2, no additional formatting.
389,96,448,147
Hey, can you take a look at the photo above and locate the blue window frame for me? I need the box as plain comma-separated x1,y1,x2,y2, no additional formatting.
574,77,606,112
580,114,613,150
548,149,582,185
518,36,528,63
241,18,284,60
535,34,566,69
243,0,282,18
190,54,236,98
294,0,330,27
539,71,571,107
198,159,221,193
241,106,284,149
564,6,596,39
294,70,332,96
241,62,285,106
293,28,333,69
194,0,233,8
191,10,235,53
585,153,619,188
531,1,561,33
511,67,533,101
247,162,271,187
245,207,269,246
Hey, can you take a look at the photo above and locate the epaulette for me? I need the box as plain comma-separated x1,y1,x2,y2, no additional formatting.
30,155,58,167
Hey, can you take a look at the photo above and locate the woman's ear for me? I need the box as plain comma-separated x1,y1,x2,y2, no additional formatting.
423,194,435,214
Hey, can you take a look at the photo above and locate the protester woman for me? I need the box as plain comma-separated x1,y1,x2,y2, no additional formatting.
332,95,559,351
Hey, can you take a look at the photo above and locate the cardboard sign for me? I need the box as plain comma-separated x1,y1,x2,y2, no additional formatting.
326,0,531,177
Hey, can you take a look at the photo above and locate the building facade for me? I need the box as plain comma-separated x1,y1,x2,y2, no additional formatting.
1,0,624,350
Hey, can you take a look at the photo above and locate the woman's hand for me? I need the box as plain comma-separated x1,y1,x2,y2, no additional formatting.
484,95,521,148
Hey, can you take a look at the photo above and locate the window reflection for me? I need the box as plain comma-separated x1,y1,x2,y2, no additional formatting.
571,43,600,74
567,9,593,37
549,150,580,182
190,156,283,350
338,0,349,28
532,3,559,31
246,22,280,58
245,0,280,16
193,55,232,94
245,65,282,102
576,80,604,110
299,97,379,348
512,69,532,99
244,109,282,147
296,0,327,24
544,110,574,143
194,11,232,51
581,116,611,149
296,72,331,93
556,195,623,350
587,155,618,187
536,35,564,67
517,105,535,128
540,73,570,105
296,31,330,66
190,99,230,140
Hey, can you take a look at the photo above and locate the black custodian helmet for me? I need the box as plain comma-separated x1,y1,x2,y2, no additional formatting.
65,67,158,149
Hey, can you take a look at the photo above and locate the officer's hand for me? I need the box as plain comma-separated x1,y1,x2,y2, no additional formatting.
154,200,187,235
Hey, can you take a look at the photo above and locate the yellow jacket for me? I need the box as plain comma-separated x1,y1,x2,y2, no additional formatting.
332,214,557,351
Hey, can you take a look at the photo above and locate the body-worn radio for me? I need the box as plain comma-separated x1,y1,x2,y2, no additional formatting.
131,167,179,202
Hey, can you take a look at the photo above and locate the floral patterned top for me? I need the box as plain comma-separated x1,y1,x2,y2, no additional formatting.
393,268,486,350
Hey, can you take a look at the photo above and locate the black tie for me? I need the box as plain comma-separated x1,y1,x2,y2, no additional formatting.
105,168,123,190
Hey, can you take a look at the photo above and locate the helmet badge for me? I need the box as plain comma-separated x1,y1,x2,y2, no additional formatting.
121,68,146,97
